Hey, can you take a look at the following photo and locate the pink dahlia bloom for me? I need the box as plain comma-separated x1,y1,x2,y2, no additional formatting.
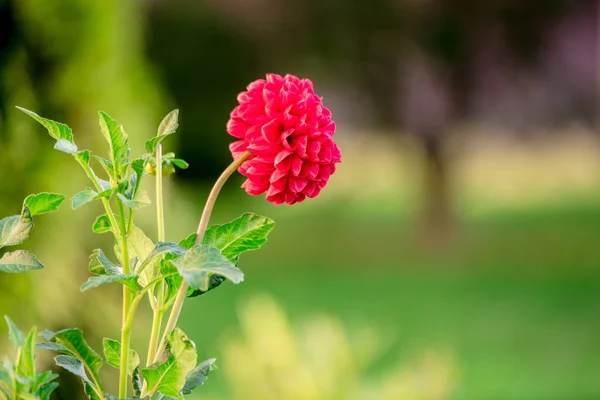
227,73,341,205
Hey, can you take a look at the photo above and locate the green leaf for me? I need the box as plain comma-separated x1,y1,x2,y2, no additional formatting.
31,370,58,392
42,328,103,392
117,192,150,210
17,327,37,379
16,107,74,143
186,275,227,298
80,274,139,292
54,355,91,384
88,249,120,275
146,110,179,153
92,215,112,234
37,381,58,400
0,209,33,247
128,225,156,287
98,111,129,178
102,338,140,376
178,233,197,249
54,139,78,154
71,188,98,209
170,158,189,170
142,328,197,399
172,245,243,292
23,193,65,216
5,315,25,348
158,109,180,137
75,150,91,166
181,358,216,395
132,366,142,397
36,342,73,355
0,251,43,273
203,213,275,264
128,159,147,199
93,156,114,178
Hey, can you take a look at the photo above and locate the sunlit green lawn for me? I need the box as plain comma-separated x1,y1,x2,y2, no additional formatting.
173,196,600,399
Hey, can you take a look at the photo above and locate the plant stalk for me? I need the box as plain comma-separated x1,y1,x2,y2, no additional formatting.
146,144,166,366
153,152,250,362
117,199,132,398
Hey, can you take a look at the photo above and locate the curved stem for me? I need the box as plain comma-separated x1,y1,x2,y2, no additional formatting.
146,145,166,366
153,152,250,363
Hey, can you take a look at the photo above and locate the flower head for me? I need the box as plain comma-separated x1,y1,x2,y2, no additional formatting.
228,73,341,205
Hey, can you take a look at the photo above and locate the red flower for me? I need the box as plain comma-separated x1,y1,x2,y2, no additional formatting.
227,74,341,205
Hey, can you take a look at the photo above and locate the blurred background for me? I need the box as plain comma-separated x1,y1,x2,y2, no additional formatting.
0,0,599,398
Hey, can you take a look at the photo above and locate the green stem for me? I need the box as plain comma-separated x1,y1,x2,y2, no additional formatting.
117,199,132,398
146,145,166,366
153,152,251,363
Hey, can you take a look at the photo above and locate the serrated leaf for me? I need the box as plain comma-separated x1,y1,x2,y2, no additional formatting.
54,355,91,384
71,188,98,209
16,107,74,142
92,215,112,234
142,328,197,399
42,331,105,399
117,192,150,209
178,233,197,249
54,139,78,154
102,338,140,376
17,327,36,379
98,112,129,178
5,316,25,348
88,249,120,275
203,213,275,264
36,342,73,355
172,245,243,292
0,210,33,247
80,274,139,292
23,193,65,216
0,251,43,273
42,329,103,391
94,156,114,178
181,358,216,395
145,110,179,154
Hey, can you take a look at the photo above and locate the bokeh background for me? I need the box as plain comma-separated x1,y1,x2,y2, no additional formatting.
0,0,599,399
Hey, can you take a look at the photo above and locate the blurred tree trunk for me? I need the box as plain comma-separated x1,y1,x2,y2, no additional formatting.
419,134,453,241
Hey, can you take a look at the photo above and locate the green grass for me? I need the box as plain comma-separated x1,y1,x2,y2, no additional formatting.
174,200,600,399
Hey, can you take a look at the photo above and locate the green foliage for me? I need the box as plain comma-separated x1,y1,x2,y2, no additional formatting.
38,328,104,398
203,213,275,263
81,274,139,292
92,214,113,234
181,358,216,395
103,338,140,376
0,210,33,248
98,111,129,180
88,248,120,275
173,245,243,292
0,250,43,273
142,328,197,399
23,193,66,216
146,109,179,153
11,107,280,398
1,317,58,399
16,107,74,143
